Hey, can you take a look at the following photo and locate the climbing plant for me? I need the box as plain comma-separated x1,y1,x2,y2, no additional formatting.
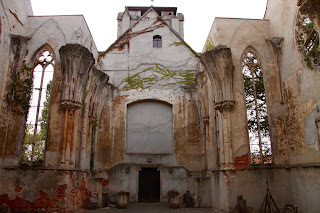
169,41,198,55
119,64,196,91
295,12,320,69
7,60,33,115
22,48,55,163
204,39,214,52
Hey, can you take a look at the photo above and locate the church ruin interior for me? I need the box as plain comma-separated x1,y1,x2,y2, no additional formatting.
0,0,320,212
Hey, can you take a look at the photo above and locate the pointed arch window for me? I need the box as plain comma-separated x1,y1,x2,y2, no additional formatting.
153,35,162,48
22,47,55,163
242,50,272,164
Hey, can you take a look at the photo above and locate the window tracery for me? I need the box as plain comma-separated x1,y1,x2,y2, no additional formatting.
22,48,55,163
295,11,320,69
242,50,272,164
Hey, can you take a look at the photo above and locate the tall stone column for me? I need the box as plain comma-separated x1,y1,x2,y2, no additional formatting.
59,44,95,168
200,46,235,169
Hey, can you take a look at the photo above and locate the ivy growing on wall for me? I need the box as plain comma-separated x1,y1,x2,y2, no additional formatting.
204,40,214,52
7,60,33,115
169,41,198,55
119,64,196,91
295,12,320,69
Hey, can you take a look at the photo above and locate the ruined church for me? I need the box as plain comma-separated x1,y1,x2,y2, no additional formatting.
0,0,320,212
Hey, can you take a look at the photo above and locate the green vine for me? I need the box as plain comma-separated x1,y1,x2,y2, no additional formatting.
7,60,33,115
204,39,214,51
169,41,198,55
120,64,196,91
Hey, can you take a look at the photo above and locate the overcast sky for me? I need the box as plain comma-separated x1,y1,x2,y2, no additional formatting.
30,0,268,52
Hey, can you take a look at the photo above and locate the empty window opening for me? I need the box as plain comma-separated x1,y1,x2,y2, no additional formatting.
242,50,272,164
153,35,162,48
22,48,55,163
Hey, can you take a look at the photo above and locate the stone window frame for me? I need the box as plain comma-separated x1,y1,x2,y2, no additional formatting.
241,47,272,165
294,10,320,69
153,35,162,48
22,45,55,164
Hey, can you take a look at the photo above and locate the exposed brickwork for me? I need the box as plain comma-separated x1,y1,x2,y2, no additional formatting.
103,179,109,187
56,184,68,199
234,153,249,168
0,172,95,213
224,173,230,187
15,184,21,193
0,194,32,212
113,95,129,112
0,190,62,212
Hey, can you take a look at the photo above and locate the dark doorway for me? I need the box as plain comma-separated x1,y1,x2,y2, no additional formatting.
138,168,160,202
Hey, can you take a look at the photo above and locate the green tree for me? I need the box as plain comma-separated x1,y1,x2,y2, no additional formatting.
242,51,272,163
22,81,51,163
39,80,51,142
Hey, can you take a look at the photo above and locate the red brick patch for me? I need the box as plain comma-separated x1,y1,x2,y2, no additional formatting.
103,179,109,187
15,184,21,193
234,153,249,168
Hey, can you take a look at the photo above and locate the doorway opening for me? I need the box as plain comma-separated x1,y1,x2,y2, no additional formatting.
138,167,160,202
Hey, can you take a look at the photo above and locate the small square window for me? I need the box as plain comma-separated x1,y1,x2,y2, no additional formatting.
153,35,162,48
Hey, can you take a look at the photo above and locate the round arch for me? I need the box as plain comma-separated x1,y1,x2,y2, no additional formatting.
126,99,173,154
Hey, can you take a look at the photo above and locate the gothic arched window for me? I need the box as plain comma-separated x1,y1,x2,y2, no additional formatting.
242,49,272,164
22,47,55,163
153,35,162,48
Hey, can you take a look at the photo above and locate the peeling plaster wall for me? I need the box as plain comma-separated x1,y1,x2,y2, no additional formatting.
2,1,320,212
265,0,320,165
0,1,108,212
96,89,204,170
97,8,204,203
211,169,294,213
106,164,192,204
0,1,32,164
0,14,30,167
265,1,320,211
202,0,320,212
0,168,105,212
101,10,198,73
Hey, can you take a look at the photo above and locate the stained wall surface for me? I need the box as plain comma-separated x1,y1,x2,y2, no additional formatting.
0,0,320,212
202,0,320,212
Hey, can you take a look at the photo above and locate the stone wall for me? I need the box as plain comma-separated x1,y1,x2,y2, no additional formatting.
0,1,110,212
201,0,320,212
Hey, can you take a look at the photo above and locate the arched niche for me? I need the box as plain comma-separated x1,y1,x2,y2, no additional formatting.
126,100,173,154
